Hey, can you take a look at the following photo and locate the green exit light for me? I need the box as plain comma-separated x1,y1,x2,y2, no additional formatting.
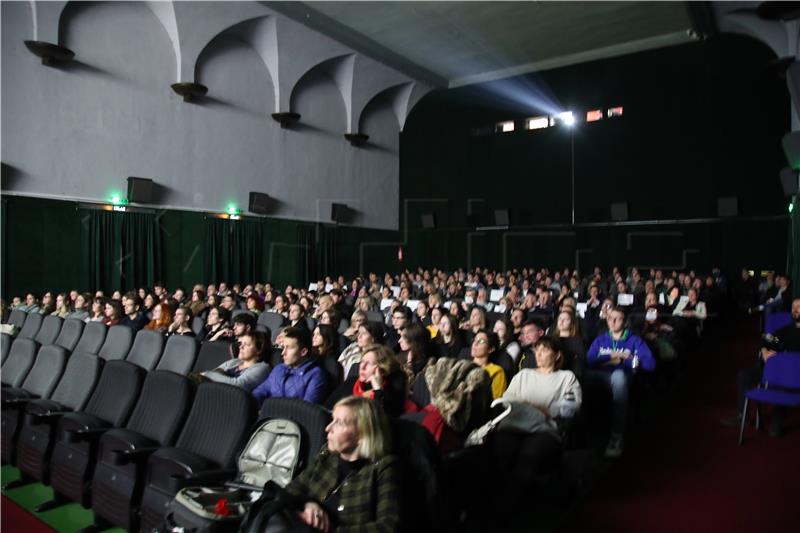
226,204,240,216
110,194,127,206
790,202,795,214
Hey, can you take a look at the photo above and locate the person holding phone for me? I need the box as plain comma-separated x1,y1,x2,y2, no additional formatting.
326,344,406,417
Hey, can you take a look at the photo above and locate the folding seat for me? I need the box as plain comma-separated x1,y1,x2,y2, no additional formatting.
1,345,68,464
231,309,254,320
138,383,257,532
126,330,165,371
259,398,331,472
34,315,63,346
304,316,317,330
73,322,107,356
191,341,232,373
5,352,102,484
54,318,85,352
1,333,10,364
257,312,286,336
156,335,198,375
17,312,43,340
1,338,38,388
40,360,145,511
337,318,350,334
366,310,384,324
88,371,194,532
191,316,204,336
98,325,133,361
6,309,27,331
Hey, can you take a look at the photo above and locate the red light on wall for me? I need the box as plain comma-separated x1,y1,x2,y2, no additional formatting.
607,106,624,118
586,110,603,122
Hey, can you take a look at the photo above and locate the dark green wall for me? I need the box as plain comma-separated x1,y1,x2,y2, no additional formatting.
1,195,400,298
397,34,792,274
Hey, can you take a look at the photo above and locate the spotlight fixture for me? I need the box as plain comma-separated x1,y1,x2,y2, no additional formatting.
171,82,208,103
271,112,301,128
23,40,75,66
344,133,369,147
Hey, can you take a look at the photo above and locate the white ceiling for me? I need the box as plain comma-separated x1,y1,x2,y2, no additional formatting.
268,1,695,88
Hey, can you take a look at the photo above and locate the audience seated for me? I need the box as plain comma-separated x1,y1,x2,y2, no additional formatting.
328,344,406,417
165,306,196,337
120,294,149,332
470,329,507,399
198,331,270,391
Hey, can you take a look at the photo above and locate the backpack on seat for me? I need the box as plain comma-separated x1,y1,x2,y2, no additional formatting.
163,418,302,533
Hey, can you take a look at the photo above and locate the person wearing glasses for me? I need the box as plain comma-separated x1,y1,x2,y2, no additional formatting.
471,329,507,399
385,305,411,354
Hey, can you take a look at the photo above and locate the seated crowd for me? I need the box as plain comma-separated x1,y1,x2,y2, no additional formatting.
3,265,794,530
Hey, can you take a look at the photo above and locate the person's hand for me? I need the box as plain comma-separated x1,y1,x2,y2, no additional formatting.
369,369,383,391
299,501,330,532
761,348,778,362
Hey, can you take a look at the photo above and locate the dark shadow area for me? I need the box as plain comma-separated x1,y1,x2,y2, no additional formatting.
1,163,28,191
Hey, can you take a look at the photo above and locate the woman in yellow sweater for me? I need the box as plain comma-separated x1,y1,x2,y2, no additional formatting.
470,329,507,399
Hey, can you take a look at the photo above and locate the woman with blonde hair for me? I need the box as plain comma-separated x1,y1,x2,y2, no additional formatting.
327,344,406,417
51,293,71,318
282,396,399,532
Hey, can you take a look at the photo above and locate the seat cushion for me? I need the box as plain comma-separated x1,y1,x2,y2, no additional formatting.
146,447,218,491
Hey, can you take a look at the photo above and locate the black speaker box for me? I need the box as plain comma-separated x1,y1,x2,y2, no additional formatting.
610,202,628,222
331,203,348,223
717,196,738,217
780,167,800,196
127,177,153,204
249,192,271,214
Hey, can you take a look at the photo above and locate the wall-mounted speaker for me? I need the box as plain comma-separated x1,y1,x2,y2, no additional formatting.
494,208,509,226
610,202,629,222
331,203,348,223
717,196,738,217
780,167,800,196
249,192,271,214
127,177,153,204
421,213,436,229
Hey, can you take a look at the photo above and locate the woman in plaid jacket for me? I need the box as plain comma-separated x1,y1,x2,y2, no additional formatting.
285,396,400,532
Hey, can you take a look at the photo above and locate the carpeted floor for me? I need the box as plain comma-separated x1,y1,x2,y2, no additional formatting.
562,315,800,533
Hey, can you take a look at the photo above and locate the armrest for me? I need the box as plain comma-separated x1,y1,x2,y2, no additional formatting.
168,468,237,493
62,427,108,444
25,410,69,425
3,397,33,406
110,447,160,466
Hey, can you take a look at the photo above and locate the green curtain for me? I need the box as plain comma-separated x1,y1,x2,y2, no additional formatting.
81,209,161,292
296,223,337,286
204,217,263,285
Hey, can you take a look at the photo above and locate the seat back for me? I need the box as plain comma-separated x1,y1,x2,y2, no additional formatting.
763,352,800,390
175,383,256,467
54,319,85,352
258,312,286,335
192,341,232,373
1,333,11,364
765,312,793,335
126,371,194,446
73,322,107,355
17,313,43,340
83,360,145,427
337,319,349,334
50,352,103,412
259,397,331,473
98,325,133,361
20,345,68,399
191,316,205,336
34,316,63,346
7,309,27,330
365,310,384,324
304,316,317,331
157,335,198,375
1,338,39,387
126,330,165,371
231,309,254,320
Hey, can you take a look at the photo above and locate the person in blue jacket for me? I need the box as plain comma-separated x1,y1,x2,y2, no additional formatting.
252,326,328,406
586,306,655,458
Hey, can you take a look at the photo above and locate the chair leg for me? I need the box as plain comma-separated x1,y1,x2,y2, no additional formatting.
738,398,749,446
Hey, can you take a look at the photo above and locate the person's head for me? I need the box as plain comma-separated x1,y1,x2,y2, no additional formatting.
791,297,800,323
357,321,384,348
391,305,412,332
55,293,68,311
320,307,340,328
232,312,256,336
220,294,236,311
206,305,230,327
174,306,192,326
519,319,544,348
416,301,429,319
687,287,699,304
510,308,525,329
607,307,627,335
123,295,142,317
246,294,264,312
469,306,486,330
144,293,157,310
471,329,499,362
237,331,267,363
104,299,122,320
91,296,105,315
399,323,430,360
312,324,338,357
74,292,91,311
288,303,304,323
430,306,444,326
281,326,312,367
556,310,577,337
152,303,173,326
358,344,400,384
350,310,367,331
273,294,288,312
534,336,563,371
645,292,658,309
327,396,391,461
492,317,513,345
